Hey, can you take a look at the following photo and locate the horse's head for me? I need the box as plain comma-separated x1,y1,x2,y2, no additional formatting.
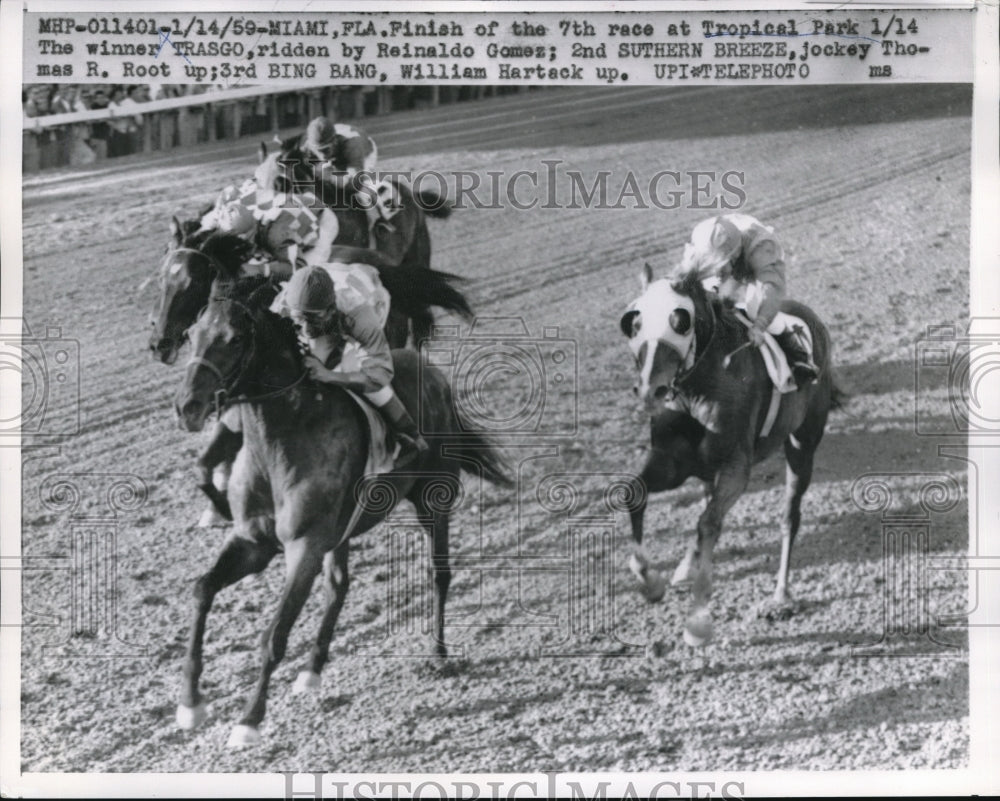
149,217,216,364
150,223,255,366
620,263,710,414
174,275,279,432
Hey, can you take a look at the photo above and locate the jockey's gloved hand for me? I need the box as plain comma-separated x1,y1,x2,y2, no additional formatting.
748,325,767,348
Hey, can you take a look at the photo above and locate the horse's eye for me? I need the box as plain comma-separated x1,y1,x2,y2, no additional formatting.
620,310,640,338
669,308,691,335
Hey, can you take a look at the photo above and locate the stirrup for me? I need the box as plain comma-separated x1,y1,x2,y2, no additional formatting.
791,361,819,387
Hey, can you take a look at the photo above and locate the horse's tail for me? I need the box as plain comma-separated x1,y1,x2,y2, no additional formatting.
376,262,474,321
413,187,454,219
452,427,515,488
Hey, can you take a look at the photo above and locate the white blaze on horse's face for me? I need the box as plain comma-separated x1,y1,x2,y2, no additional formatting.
621,279,696,408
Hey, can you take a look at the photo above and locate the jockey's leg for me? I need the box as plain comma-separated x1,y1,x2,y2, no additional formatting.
364,384,429,469
767,312,819,388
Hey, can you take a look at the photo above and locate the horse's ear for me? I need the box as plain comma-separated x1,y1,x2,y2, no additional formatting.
170,215,183,246
640,263,654,291
258,141,268,164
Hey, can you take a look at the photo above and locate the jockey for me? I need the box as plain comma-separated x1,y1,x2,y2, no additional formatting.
681,213,820,387
278,265,429,468
301,116,400,247
201,179,339,273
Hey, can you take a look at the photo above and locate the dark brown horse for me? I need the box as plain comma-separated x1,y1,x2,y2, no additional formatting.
262,135,454,347
173,274,511,747
619,263,844,647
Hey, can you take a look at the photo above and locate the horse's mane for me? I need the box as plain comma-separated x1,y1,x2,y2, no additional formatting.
193,232,256,281
668,263,745,339
210,272,276,306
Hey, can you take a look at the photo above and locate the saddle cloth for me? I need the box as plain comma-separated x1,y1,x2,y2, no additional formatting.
734,313,802,394
338,387,396,544
733,312,812,439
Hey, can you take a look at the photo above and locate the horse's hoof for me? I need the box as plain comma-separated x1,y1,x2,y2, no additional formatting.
197,507,230,528
292,670,321,695
628,553,646,582
175,702,207,730
683,616,714,647
226,724,261,748
758,595,800,622
640,571,667,603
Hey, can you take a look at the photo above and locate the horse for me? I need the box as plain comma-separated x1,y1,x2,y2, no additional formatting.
173,272,512,747
150,229,474,525
262,134,455,347
619,263,844,647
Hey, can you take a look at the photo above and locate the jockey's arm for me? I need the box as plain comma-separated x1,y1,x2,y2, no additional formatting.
339,304,394,393
746,240,787,330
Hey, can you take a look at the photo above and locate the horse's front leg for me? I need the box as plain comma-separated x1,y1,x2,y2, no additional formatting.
177,525,277,730
229,534,324,748
684,456,750,647
627,444,691,604
196,420,243,527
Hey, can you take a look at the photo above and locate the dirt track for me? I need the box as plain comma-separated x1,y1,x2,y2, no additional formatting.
19,84,972,773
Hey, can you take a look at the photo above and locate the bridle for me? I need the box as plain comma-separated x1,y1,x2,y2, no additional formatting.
184,292,307,418
660,296,719,401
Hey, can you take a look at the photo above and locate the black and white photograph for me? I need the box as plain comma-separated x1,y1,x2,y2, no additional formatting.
2,1,998,796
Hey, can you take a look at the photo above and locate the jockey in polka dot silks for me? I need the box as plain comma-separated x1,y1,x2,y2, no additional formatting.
681,213,820,388
199,179,339,274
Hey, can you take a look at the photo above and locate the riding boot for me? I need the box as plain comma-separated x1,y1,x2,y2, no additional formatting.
774,328,820,388
379,394,430,469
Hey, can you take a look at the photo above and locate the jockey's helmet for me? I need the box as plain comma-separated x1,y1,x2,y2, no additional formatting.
216,201,255,237
283,265,337,313
304,116,336,161
682,216,743,278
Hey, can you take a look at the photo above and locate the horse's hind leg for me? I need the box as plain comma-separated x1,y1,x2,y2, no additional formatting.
293,544,351,694
230,536,324,747
177,527,278,730
412,487,451,659
773,435,816,608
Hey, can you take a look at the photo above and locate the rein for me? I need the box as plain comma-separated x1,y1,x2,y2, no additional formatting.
185,292,308,417
667,301,719,396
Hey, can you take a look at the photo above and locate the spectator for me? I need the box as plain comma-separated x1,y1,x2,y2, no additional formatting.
107,86,134,156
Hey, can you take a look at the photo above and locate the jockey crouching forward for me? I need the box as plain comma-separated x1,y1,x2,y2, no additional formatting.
277,265,429,468
682,214,820,388
301,116,400,251
203,180,340,274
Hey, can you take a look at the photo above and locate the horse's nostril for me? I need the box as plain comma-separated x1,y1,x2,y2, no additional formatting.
632,385,639,396
653,385,669,400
